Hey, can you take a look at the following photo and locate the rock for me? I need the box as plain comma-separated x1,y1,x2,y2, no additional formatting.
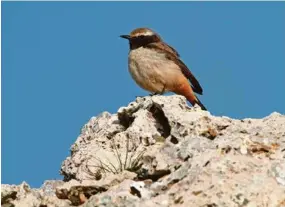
82,179,141,207
54,171,137,205
83,194,139,207
130,181,152,199
1,181,71,207
1,185,17,206
3,95,285,207
41,180,65,196
271,161,285,186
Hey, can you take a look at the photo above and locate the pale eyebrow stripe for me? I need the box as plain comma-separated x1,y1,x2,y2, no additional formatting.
133,31,154,37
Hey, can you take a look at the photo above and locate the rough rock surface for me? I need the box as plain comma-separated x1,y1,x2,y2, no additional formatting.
2,95,285,207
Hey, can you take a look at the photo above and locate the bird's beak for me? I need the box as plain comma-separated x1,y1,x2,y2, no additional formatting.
120,35,131,40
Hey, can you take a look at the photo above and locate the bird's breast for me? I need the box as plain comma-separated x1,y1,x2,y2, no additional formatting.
128,47,182,92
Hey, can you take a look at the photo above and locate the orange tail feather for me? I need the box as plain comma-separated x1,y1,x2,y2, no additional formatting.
173,82,207,111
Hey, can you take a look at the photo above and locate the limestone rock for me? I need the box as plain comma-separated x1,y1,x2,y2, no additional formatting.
54,171,136,206
1,181,70,207
2,95,285,207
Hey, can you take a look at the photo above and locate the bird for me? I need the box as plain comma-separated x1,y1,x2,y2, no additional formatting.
120,27,207,111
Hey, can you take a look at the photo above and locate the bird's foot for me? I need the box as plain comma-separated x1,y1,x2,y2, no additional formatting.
151,86,166,96
150,90,165,96
149,92,159,96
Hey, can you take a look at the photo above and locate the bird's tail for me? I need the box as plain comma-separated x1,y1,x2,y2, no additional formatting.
195,96,207,111
187,95,207,111
173,82,207,111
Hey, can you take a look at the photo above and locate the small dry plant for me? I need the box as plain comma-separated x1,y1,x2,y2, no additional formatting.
84,135,145,179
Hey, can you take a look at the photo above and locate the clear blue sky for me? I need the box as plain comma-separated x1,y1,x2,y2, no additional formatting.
2,2,285,187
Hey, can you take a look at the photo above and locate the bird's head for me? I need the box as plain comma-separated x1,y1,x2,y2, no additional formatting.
120,28,162,49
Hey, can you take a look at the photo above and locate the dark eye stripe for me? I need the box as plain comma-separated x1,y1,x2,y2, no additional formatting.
131,35,145,40
129,34,161,49
132,35,158,41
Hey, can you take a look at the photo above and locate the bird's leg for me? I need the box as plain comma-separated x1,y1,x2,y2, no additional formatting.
150,85,166,96
158,85,166,95
149,92,158,96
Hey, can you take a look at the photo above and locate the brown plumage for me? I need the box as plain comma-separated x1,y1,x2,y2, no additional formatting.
144,42,203,95
120,28,207,110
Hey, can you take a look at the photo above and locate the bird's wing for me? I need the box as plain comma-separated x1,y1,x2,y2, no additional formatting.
144,42,203,95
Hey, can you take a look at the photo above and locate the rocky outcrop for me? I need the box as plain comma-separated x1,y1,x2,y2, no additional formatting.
1,181,70,207
2,95,285,207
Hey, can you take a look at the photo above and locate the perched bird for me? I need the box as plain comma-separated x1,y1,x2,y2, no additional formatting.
120,28,207,110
